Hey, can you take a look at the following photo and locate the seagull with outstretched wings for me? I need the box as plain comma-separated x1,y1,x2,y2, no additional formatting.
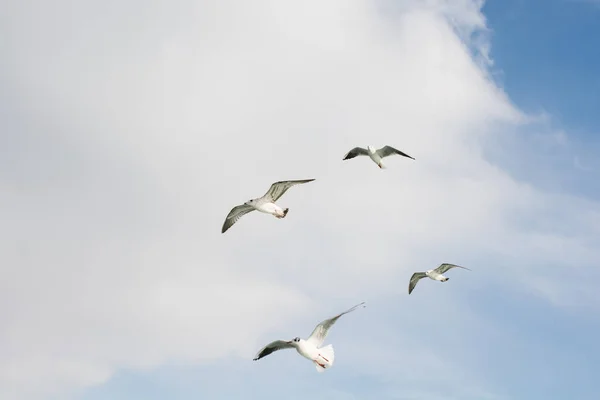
221,179,315,233
253,302,365,372
408,263,471,294
342,145,415,169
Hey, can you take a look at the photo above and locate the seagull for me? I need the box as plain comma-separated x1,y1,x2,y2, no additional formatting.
408,263,471,294
342,145,415,169
221,179,315,233
253,302,366,372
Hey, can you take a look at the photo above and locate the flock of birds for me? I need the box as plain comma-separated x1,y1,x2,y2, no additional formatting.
221,144,471,372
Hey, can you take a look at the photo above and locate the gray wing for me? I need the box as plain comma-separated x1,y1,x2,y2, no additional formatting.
408,272,427,294
253,340,294,361
263,179,315,202
434,263,471,274
307,302,366,347
342,147,369,160
221,204,255,233
377,145,415,160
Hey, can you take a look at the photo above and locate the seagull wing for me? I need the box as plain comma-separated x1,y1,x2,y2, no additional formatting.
221,204,255,233
307,302,366,347
434,263,471,274
253,340,294,361
262,179,315,202
342,147,369,160
408,272,427,294
377,145,415,160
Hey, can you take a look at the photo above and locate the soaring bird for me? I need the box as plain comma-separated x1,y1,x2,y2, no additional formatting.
342,145,414,169
253,302,366,372
408,263,471,294
221,179,315,233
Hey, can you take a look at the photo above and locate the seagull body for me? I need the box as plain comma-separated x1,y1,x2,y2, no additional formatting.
342,145,415,169
408,263,471,294
253,302,365,372
290,338,333,369
253,199,287,217
221,179,315,233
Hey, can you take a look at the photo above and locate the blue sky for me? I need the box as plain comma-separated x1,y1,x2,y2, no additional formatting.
484,0,600,130
1,1,599,400
483,0,600,197
482,0,600,200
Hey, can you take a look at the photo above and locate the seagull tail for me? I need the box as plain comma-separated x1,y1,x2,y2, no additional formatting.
314,344,335,372
282,208,289,218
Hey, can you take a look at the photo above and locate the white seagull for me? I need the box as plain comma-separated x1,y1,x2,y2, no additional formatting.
221,179,315,233
253,302,366,372
342,145,415,169
408,263,471,294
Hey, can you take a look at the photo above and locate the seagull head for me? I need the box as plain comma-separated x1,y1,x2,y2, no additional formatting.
244,199,256,206
287,337,301,346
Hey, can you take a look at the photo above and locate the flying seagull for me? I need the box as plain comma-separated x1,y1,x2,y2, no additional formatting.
408,263,471,294
221,179,315,233
253,302,366,372
342,145,415,169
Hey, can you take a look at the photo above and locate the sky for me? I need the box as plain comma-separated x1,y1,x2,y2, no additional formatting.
1,0,599,399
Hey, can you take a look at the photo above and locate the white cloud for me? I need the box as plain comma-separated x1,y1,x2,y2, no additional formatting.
1,0,599,399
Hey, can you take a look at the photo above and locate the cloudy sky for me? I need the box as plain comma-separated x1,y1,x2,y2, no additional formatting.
1,0,599,399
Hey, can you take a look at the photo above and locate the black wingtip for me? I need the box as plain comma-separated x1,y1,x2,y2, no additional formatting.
352,301,367,310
